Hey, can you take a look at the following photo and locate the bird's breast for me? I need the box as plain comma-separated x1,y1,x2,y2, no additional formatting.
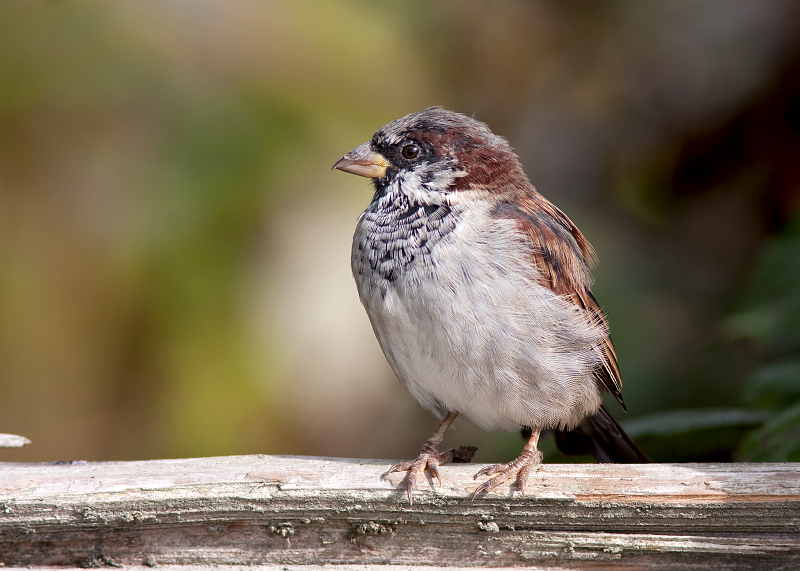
351,199,606,432
351,196,457,291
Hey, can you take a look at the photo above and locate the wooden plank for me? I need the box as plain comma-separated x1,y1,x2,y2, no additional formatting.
0,455,797,569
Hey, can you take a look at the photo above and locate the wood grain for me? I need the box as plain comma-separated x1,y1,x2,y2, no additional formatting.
0,455,797,568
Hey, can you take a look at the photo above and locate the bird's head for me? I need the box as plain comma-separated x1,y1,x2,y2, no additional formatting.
333,107,529,204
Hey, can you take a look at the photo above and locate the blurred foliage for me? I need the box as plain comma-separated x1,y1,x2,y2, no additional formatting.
623,408,772,462
732,223,800,461
0,0,310,459
0,0,438,461
1,0,799,464
612,222,800,462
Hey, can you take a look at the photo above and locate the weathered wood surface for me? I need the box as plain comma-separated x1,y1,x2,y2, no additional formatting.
0,455,797,569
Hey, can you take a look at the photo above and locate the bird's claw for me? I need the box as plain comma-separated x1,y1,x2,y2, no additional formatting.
389,447,440,505
384,460,412,476
471,449,543,500
474,463,501,479
386,444,477,504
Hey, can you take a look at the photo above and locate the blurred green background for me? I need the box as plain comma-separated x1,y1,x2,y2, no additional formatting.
1,0,799,464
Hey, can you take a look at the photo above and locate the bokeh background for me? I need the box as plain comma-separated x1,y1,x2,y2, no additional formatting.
1,0,799,464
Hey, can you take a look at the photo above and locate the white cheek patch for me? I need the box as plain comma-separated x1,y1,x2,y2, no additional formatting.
393,160,465,205
395,169,440,205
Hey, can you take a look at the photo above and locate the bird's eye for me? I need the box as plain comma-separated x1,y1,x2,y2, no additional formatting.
401,143,420,160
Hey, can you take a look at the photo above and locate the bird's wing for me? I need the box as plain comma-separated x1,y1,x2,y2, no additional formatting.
490,193,625,409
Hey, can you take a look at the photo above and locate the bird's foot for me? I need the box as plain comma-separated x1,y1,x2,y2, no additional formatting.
471,447,543,499
384,441,441,504
384,444,477,504
382,412,468,504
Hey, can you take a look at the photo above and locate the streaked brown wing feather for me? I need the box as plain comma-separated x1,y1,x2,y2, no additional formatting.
568,290,626,410
491,193,625,409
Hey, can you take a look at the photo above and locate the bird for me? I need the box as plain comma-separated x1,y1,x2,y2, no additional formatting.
332,107,649,502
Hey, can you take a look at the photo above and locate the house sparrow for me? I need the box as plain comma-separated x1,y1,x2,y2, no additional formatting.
333,107,649,502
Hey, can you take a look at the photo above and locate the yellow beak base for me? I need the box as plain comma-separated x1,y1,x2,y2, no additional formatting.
332,143,391,178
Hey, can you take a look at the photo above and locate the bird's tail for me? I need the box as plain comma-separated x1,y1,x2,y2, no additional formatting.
553,404,651,463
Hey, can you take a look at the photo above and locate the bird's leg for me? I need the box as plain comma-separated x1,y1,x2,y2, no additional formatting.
384,411,473,504
472,426,543,498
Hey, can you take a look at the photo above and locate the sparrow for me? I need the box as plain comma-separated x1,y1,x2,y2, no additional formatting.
333,107,649,502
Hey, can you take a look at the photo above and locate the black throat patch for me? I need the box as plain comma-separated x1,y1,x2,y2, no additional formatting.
354,186,456,285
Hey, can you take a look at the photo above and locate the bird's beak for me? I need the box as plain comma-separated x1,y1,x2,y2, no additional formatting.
332,142,392,178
